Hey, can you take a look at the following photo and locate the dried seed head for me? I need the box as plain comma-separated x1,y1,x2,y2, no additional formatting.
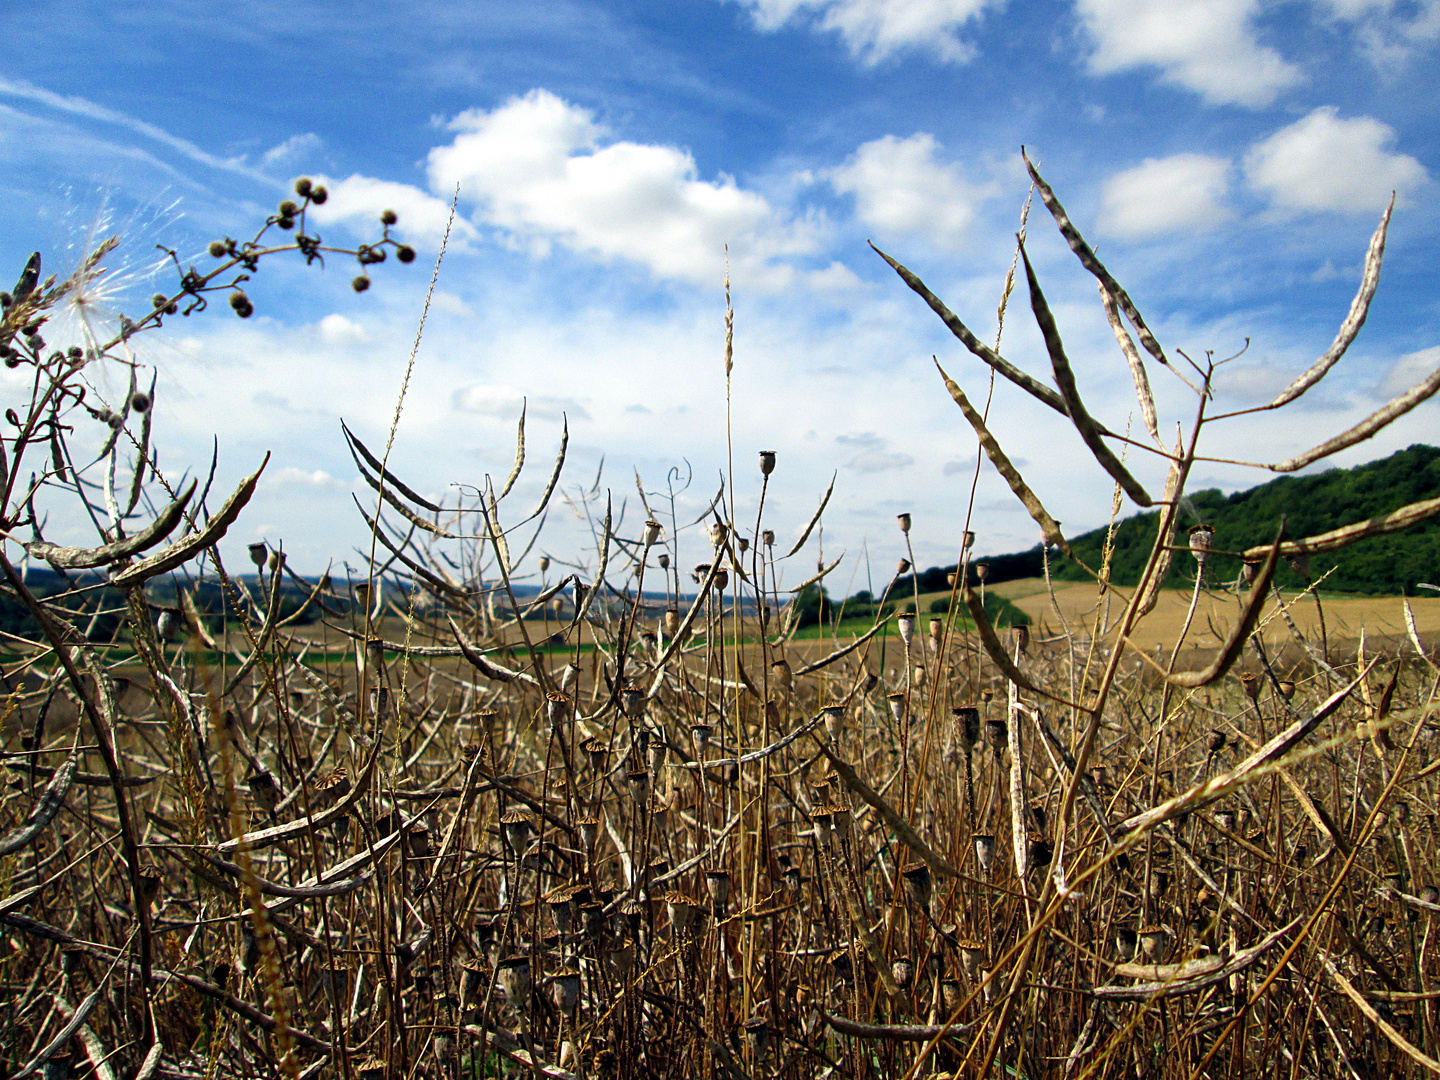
895,612,916,647
1278,679,1296,701
1138,925,1169,961
644,519,663,546
812,808,834,845
546,888,576,935
546,691,572,729
620,685,646,718
1188,524,1215,567
897,512,912,534
975,562,990,583
984,719,1008,755
658,552,670,569
744,1015,771,1061
896,558,911,575
1421,885,1439,906
248,542,268,568
405,824,433,859
714,568,729,590
772,659,793,692
821,703,845,740
830,803,852,840
1207,729,1227,752
577,816,600,849
762,529,775,547
974,834,996,870
1012,624,1029,653
900,862,933,911
941,978,963,1012
501,810,534,851
691,721,713,750
709,521,728,549
662,890,702,933
626,770,650,804
246,770,281,813
891,956,914,989
497,956,532,1011
705,870,731,913
759,449,776,475
1114,926,1137,962
1241,671,1261,701
957,939,986,979
551,968,582,1017
887,692,907,725
953,706,980,750
929,615,943,644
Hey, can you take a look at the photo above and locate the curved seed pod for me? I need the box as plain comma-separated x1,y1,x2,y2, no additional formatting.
448,616,541,688
871,242,1071,416
27,480,196,569
499,401,526,498
936,360,1071,556
109,456,269,587
1100,282,1160,444
962,585,1084,710
1095,920,1296,999
1022,245,1152,508
1023,149,1168,367
1165,524,1284,689
343,421,442,512
1241,495,1440,560
816,742,962,879
1269,196,1393,408
785,473,835,558
823,1010,976,1042
1271,361,1440,473
787,554,844,594
0,751,78,857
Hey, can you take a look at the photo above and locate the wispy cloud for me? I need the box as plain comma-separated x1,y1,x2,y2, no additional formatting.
730,0,1000,64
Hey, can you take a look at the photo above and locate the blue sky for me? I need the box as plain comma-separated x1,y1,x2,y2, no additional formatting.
2,0,1437,584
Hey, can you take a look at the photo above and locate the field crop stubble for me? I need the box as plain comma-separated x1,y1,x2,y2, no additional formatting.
0,160,1439,1079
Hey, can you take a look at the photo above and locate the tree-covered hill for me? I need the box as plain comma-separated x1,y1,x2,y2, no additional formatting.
891,444,1440,597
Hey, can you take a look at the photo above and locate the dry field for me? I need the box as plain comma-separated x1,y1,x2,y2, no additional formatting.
3,163,1440,1080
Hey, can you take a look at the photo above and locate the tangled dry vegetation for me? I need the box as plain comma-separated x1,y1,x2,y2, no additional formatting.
2,160,1440,1080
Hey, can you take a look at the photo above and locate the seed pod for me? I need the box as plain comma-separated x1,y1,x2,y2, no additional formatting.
1114,926,1137,962
1278,679,1296,701
812,808,834,846
501,810,533,852
941,978,963,1012
772,659,793,692
891,956,914,990
974,834,996,870
954,706,980,750
246,770,281,813
956,939,986,979
1207,729,1226,752
310,185,329,204
1188,524,1215,568
1138,925,1169,961
975,562,990,583
626,770,650,804
496,956,531,1011
758,449,776,475
984,719,1007,756
643,519,663,546
744,1015,771,1062
352,275,370,292
663,891,701,933
900,863,933,912
821,703,845,741
546,691,572,728
691,721,712,750
895,612,915,648
705,870,731,914
546,888,575,935
551,968,581,1017
397,245,416,263
576,817,600,849
963,530,975,550
762,529,775,547
1241,672,1261,701
620,685,646,718
1012,624,1029,654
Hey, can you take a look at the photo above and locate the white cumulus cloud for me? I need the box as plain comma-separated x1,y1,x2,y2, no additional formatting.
1099,153,1233,239
1075,0,1302,107
317,314,370,345
311,173,477,248
731,0,998,64
1244,107,1429,213
1316,0,1440,67
829,133,993,250
427,89,824,288
453,384,590,422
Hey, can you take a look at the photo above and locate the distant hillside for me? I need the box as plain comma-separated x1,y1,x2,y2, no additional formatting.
891,444,1440,597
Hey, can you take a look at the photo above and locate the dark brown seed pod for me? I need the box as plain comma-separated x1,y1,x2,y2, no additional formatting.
381,209,398,225
352,275,370,292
